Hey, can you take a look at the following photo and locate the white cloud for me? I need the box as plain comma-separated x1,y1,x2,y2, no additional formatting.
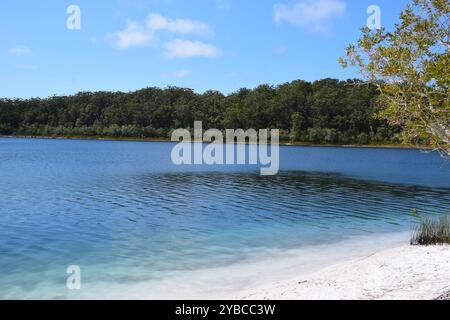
164,39,220,58
274,0,346,33
110,13,215,50
9,46,32,56
110,21,153,49
172,69,191,78
146,13,212,36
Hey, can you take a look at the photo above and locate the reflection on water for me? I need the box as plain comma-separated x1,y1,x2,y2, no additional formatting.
0,138,449,299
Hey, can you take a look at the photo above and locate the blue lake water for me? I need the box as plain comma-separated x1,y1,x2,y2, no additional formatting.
0,138,449,299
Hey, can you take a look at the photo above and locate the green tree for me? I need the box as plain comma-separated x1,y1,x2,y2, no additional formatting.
290,112,304,142
0,78,388,145
340,0,449,156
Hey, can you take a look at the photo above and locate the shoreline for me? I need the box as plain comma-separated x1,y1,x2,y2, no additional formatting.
0,134,426,151
81,233,448,300
233,244,450,300
4,232,449,300
64,232,413,300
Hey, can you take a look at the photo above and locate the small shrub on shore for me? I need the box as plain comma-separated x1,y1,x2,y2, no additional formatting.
411,215,450,246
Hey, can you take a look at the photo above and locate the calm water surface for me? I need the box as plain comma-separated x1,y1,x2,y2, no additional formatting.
0,138,449,299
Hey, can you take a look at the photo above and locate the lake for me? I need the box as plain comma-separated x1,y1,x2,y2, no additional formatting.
0,138,449,299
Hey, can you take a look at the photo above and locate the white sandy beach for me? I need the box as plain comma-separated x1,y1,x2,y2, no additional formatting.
235,244,450,300
38,233,448,300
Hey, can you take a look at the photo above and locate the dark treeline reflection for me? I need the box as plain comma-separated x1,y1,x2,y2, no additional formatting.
119,171,449,228
0,79,401,144
61,170,448,249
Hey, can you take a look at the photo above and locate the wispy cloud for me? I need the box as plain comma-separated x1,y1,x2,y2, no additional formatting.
110,21,153,49
9,46,32,56
274,0,346,33
110,13,215,51
146,13,212,36
172,69,191,78
164,39,220,58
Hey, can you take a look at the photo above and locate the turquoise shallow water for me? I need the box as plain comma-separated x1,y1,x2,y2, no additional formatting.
0,138,449,299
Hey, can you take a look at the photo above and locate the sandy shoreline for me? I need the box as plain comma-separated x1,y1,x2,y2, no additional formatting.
234,245,450,300
10,233,448,300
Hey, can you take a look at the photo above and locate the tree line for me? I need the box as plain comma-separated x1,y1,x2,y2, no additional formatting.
0,78,402,145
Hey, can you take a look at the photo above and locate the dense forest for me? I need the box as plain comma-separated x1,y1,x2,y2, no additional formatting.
0,78,402,144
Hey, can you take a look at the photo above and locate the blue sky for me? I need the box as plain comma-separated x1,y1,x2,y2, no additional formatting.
0,0,410,98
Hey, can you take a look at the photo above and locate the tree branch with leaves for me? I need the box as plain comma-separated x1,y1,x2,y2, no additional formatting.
340,0,449,157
